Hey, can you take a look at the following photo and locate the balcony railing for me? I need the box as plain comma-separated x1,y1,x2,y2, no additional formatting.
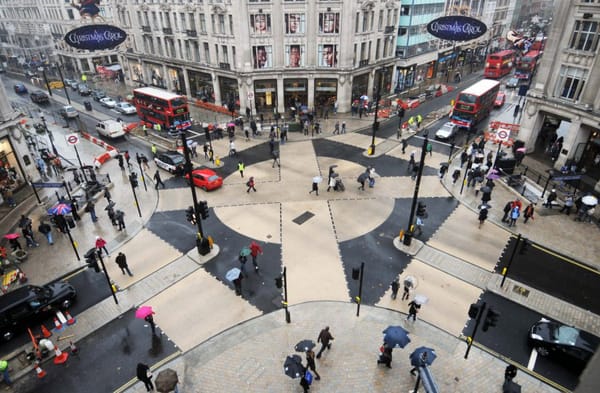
219,62,231,70
142,26,151,33
359,59,369,67
384,26,395,34
163,27,173,35
186,29,197,37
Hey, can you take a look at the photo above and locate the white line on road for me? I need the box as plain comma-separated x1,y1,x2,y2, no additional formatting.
527,348,538,370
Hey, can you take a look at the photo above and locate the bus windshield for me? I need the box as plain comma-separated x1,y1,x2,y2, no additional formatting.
457,93,477,104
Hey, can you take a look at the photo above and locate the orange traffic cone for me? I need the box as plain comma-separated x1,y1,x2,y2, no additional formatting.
41,323,52,338
65,311,76,326
53,345,69,364
35,361,47,378
52,317,64,332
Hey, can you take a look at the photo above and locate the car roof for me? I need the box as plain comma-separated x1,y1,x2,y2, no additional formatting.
193,168,216,175
162,151,184,157
0,285,38,312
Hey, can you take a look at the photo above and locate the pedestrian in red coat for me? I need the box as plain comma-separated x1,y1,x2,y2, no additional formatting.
249,241,263,272
95,236,109,256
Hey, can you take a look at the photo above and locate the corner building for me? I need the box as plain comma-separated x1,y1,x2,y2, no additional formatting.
119,0,398,114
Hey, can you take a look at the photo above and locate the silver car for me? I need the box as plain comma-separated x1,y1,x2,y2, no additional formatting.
115,102,137,115
435,122,459,140
59,105,78,119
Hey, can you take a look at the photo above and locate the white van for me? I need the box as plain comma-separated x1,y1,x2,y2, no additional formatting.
95,119,125,138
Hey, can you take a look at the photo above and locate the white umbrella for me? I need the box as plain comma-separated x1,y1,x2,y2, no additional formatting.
312,176,323,183
582,195,598,206
413,294,429,305
404,276,417,288
225,267,241,282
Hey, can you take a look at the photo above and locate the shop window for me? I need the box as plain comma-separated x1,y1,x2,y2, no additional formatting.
251,13,271,34
285,13,305,34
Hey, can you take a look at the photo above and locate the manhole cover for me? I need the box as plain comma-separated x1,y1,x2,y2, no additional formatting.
292,211,315,225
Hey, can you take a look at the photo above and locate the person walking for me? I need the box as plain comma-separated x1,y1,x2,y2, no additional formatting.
0,359,12,387
151,143,158,157
309,178,319,195
22,225,39,247
407,300,420,321
70,198,80,221
408,151,416,172
305,349,321,380
401,281,411,301
85,200,98,222
249,241,263,272
118,154,125,171
410,351,428,376
38,221,53,245
95,236,109,256
341,121,346,134
136,362,154,392
460,151,469,167
333,121,340,135
153,170,165,189
478,205,488,229
390,278,400,300
233,274,243,296
411,162,419,181
246,176,257,193
523,203,535,223
115,252,133,276
377,343,393,368
401,138,408,154
452,169,461,184
124,150,132,169
560,194,574,215
239,252,249,277
509,205,520,227
145,313,157,336
426,141,433,157
544,189,557,208
116,209,126,231
272,150,280,168
501,200,512,223
316,326,334,359
238,161,245,178
299,366,311,393
104,187,112,204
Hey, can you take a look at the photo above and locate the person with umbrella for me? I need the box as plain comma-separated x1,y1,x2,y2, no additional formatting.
377,342,393,368
478,205,489,229
249,241,263,272
409,347,436,375
155,368,179,393
407,299,421,321
136,362,154,392
410,351,428,375
5,234,22,251
38,220,53,245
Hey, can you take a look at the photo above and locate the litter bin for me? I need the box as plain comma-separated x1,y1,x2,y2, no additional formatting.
84,101,92,111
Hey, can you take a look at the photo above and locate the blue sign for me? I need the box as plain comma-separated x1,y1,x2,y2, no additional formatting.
64,24,127,51
31,182,64,188
427,16,487,41
552,175,581,181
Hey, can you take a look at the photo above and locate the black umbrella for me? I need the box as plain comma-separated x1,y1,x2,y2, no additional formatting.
284,354,304,379
480,186,492,194
440,162,449,168
294,339,316,352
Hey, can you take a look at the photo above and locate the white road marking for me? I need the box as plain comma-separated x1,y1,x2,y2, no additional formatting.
527,348,538,370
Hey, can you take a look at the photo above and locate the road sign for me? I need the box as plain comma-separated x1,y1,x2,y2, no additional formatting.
247,91,254,101
496,128,510,142
66,133,79,145
31,182,64,188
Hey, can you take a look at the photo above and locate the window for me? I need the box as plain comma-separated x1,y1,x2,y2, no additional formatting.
211,14,215,33
285,13,305,34
218,14,225,34
319,12,339,34
180,13,186,30
570,21,599,51
555,66,587,101
203,42,210,63
355,12,360,33
318,44,338,67
229,15,234,35
401,6,409,16
362,13,368,32
222,45,228,63
252,45,273,68
251,13,271,34
199,14,206,33
378,10,383,31
286,44,304,67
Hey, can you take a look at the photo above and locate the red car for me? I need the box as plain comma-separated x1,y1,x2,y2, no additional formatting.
185,168,223,191
494,92,506,108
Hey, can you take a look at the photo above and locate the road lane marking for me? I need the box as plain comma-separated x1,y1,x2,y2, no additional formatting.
527,348,538,370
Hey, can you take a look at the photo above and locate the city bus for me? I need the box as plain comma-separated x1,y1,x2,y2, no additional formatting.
515,49,542,80
132,87,192,130
450,79,500,129
483,49,515,78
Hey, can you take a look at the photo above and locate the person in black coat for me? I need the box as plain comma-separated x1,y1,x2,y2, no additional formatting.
478,206,489,228
377,343,393,368
136,363,154,392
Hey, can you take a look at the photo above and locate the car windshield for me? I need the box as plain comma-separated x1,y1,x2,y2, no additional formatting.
441,124,454,132
170,155,185,164
551,325,579,345
208,175,219,182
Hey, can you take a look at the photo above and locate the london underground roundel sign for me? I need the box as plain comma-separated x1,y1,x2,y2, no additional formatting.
64,24,127,51
427,16,487,42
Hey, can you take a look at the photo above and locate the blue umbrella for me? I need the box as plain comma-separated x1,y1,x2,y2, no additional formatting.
382,326,411,348
409,346,437,367
48,203,72,216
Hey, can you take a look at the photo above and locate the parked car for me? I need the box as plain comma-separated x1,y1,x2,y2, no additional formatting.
529,318,599,364
78,83,91,96
95,119,125,138
506,77,520,88
154,151,185,174
435,122,459,140
30,90,50,104
65,79,79,90
91,89,106,101
185,168,223,191
0,282,76,341
59,105,78,119
494,92,506,108
99,97,117,108
25,70,38,78
115,102,137,115
13,83,27,94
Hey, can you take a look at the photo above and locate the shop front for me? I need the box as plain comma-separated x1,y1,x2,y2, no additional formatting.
188,70,215,103
284,79,308,112
379,67,393,95
351,73,369,103
254,80,277,114
148,63,167,89
129,61,144,85
167,67,186,95
0,136,25,203
395,65,416,93
314,79,337,108
218,76,239,109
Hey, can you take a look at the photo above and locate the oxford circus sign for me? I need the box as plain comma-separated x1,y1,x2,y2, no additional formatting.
64,24,127,51
427,16,487,41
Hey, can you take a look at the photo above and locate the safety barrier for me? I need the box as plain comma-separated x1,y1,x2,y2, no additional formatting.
80,131,120,168
193,99,238,116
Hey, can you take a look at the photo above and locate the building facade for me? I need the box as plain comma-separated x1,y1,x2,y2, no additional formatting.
520,0,600,190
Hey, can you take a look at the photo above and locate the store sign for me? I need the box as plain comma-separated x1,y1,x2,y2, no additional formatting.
427,16,487,41
64,24,127,51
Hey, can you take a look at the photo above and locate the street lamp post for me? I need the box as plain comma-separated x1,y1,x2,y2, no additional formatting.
56,63,71,105
403,134,429,246
40,116,58,156
369,68,385,155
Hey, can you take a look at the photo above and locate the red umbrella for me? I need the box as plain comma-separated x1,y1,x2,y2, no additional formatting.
4,233,20,240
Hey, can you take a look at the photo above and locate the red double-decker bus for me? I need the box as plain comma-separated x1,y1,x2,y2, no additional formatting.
515,50,542,80
483,49,515,78
450,79,500,129
133,87,192,130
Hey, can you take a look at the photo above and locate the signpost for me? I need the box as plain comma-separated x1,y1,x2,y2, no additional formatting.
65,133,87,183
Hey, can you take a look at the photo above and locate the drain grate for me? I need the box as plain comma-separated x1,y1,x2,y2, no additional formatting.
292,211,315,225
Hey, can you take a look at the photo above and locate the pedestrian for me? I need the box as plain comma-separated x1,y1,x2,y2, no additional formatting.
238,161,245,178
309,178,319,195
544,189,557,208
38,221,53,245
244,127,250,141
560,194,574,215
153,170,165,189
22,226,39,247
269,137,275,153
2,187,15,208
478,205,488,229
357,173,366,191
246,176,256,193
70,198,80,221
411,162,419,181
104,187,112,204
8,237,22,251
142,123,148,136
377,343,393,368
316,326,334,358
390,278,400,300
190,141,198,158
367,167,377,188
272,150,280,168
116,209,126,231
439,164,448,179
140,154,150,170
85,200,98,222
408,151,416,171
95,236,109,256
229,139,236,156
249,241,262,272
501,200,512,223
124,150,132,168
407,300,420,321
402,281,410,301
509,205,520,227
417,114,423,129
306,349,321,380
145,313,157,336
115,252,133,276
203,143,209,159
460,151,469,167
233,274,243,295
401,138,408,154
0,359,12,387
299,366,311,393
151,143,158,157
452,169,461,184
209,147,214,162
118,154,125,170
107,205,117,226
414,216,424,236
334,121,340,135
341,121,346,134
410,351,428,375
523,203,535,223
54,214,68,234
136,362,154,392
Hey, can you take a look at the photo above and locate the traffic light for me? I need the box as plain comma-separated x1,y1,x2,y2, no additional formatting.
129,172,138,188
275,276,283,289
468,303,480,319
84,248,100,273
398,107,405,120
416,202,427,218
198,200,209,219
519,238,530,255
482,308,500,331
185,206,196,224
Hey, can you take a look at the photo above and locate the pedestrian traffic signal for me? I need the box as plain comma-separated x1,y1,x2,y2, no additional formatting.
129,172,138,188
468,303,480,319
198,200,209,219
416,202,427,218
185,206,196,224
275,276,283,289
519,238,530,255
482,308,500,331
84,248,100,273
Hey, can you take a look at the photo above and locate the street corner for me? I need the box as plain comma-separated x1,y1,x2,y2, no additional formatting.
393,235,423,256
